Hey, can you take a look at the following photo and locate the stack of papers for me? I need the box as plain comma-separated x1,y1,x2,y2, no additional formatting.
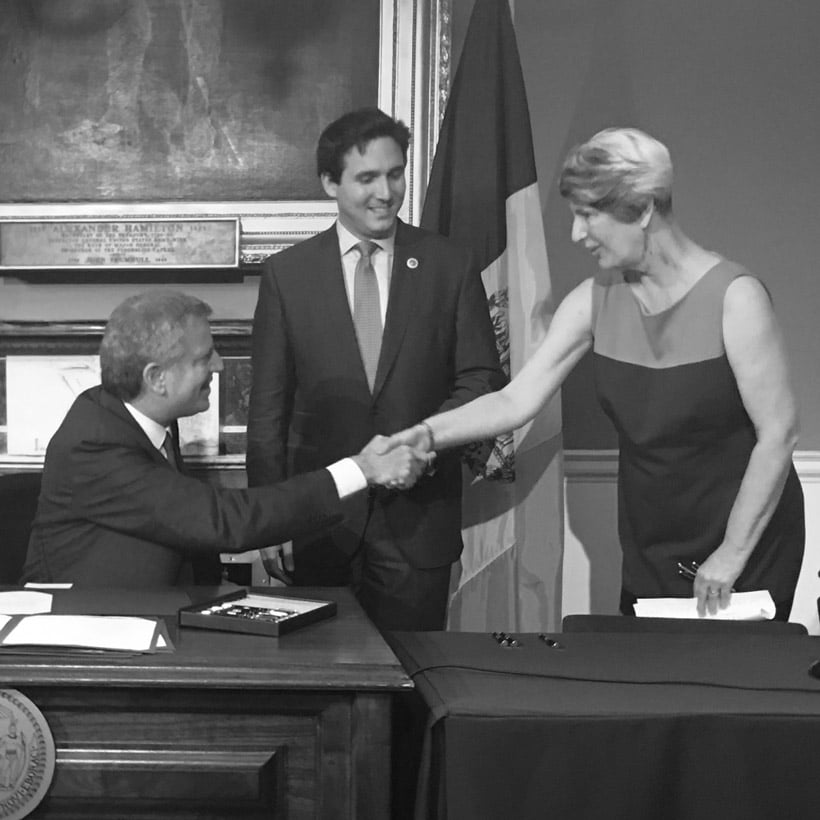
0,590,171,652
0,613,169,652
0,590,54,615
634,590,776,621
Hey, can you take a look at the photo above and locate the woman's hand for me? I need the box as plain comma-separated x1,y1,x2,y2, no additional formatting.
354,436,429,490
385,423,434,453
693,545,745,616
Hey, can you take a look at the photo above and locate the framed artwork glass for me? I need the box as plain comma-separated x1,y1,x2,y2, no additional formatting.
0,320,251,469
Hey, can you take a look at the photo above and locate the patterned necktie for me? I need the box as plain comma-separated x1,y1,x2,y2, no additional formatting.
352,240,382,391
161,431,178,470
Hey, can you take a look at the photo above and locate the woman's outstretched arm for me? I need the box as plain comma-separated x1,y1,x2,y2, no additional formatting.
391,277,596,452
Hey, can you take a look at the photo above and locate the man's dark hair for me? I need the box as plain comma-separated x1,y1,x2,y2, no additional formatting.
100,290,212,402
316,107,411,183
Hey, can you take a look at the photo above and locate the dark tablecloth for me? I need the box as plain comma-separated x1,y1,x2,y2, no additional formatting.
390,630,820,820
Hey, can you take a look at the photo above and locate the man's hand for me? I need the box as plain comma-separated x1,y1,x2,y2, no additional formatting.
353,435,428,490
259,542,294,585
382,424,437,476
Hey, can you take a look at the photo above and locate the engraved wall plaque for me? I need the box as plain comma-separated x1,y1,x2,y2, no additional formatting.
0,218,239,270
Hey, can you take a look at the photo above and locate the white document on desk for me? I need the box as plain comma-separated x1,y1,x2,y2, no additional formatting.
634,590,776,620
1,614,159,651
0,590,53,614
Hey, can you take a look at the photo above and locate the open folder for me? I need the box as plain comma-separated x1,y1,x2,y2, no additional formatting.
634,590,776,621
0,614,172,653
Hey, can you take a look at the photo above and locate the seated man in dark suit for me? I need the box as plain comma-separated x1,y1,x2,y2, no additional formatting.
22,290,426,587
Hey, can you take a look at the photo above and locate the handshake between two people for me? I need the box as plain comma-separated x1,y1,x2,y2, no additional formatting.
351,423,435,491
261,424,436,583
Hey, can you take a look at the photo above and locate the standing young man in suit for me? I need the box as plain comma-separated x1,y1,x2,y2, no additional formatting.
247,107,505,631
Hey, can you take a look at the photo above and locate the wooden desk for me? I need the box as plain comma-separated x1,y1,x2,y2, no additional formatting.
0,586,411,819
391,630,820,820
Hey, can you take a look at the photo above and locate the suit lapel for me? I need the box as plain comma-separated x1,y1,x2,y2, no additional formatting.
372,221,419,399
97,387,175,469
311,226,373,393
317,221,422,401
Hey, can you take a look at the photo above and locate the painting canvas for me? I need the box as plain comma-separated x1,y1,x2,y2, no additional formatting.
5,354,219,456
0,0,380,203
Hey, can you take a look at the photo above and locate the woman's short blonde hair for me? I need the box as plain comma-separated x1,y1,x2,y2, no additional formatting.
559,127,673,222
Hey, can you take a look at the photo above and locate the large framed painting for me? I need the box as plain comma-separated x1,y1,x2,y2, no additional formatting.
0,0,449,265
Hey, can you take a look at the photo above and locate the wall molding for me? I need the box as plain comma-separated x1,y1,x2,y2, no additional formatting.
565,450,820,483
7,449,818,481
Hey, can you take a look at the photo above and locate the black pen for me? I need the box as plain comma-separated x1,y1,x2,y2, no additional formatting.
677,560,699,582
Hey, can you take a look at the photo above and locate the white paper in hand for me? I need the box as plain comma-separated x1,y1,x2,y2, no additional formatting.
634,590,776,620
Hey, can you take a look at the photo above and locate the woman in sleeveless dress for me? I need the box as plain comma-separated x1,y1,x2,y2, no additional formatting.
391,127,804,620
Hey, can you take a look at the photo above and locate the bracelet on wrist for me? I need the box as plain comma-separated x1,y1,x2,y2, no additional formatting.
419,420,436,452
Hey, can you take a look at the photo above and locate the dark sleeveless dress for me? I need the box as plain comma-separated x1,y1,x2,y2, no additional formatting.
592,260,804,608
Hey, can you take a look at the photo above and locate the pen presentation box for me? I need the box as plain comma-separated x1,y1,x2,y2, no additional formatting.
178,589,336,637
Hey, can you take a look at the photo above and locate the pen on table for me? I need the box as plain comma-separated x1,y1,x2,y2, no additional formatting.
491,631,520,647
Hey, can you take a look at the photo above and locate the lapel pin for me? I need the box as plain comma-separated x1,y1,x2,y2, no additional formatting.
406,257,418,269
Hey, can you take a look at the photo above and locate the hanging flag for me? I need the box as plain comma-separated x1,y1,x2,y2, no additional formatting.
421,0,563,632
